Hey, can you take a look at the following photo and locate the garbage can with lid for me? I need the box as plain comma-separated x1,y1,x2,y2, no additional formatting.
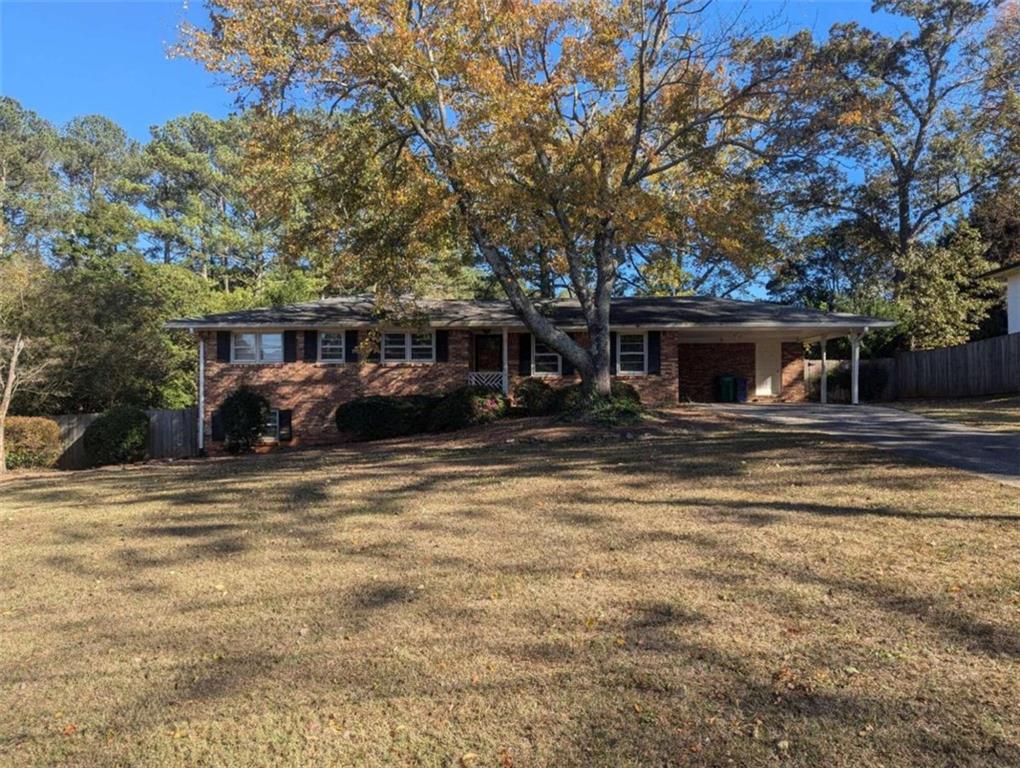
715,374,736,403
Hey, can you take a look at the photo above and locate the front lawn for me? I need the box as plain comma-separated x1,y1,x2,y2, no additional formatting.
2,412,1019,767
891,394,1020,432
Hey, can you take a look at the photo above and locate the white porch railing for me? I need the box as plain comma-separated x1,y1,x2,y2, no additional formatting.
467,371,506,391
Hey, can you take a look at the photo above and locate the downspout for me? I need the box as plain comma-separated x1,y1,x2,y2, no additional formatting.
196,329,205,453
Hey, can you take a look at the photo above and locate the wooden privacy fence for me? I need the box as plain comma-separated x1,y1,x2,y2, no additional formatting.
54,407,199,470
804,333,1020,401
894,333,1020,399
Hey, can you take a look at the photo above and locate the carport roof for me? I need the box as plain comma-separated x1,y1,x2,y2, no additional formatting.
166,294,895,331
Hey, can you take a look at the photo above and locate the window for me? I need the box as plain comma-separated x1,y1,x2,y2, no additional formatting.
533,338,561,375
232,332,257,363
262,409,279,441
410,333,434,361
617,333,646,374
259,333,283,363
319,332,345,363
231,332,284,363
382,332,408,361
382,331,435,363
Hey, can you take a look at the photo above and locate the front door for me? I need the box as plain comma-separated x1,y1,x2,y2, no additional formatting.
474,334,503,371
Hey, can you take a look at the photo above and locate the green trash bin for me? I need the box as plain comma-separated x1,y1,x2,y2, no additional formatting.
715,374,736,403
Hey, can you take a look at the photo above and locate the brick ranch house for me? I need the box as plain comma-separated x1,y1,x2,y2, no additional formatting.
167,295,892,450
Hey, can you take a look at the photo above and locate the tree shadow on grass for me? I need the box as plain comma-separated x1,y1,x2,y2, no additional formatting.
4,417,1020,765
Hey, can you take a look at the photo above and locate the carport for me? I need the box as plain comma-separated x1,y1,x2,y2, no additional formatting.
672,316,895,405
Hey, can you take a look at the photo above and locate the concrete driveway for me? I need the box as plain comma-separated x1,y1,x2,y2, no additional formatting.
709,403,1020,488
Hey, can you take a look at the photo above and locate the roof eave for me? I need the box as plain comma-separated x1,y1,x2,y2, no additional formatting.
166,319,895,331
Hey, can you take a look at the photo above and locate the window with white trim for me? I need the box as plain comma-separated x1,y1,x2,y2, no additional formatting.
532,338,561,375
232,332,257,362
232,332,283,363
262,409,280,441
617,332,647,374
319,331,345,363
382,331,435,363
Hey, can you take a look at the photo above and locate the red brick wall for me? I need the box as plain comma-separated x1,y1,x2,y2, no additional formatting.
201,330,470,448
676,341,807,403
505,331,680,406
678,343,756,402
780,342,808,402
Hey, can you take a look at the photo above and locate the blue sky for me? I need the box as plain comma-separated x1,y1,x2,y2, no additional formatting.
2,1,232,140
2,1,903,141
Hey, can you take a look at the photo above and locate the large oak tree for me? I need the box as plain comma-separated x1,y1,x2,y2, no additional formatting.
182,0,802,395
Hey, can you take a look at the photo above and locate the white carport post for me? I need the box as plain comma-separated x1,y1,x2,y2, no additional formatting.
501,326,509,395
850,332,862,405
819,336,828,405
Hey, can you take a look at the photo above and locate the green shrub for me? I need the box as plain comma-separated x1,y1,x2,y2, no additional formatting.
609,380,641,404
220,387,271,453
83,405,150,466
552,380,642,414
335,394,439,441
4,416,60,470
427,387,508,432
585,394,645,425
513,378,557,416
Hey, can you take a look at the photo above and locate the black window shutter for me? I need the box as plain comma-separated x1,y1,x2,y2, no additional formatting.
609,331,618,375
647,331,661,375
435,330,449,362
283,331,297,363
518,333,532,375
345,330,359,362
216,331,231,362
561,333,575,376
278,409,293,441
210,411,225,441
303,330,318,362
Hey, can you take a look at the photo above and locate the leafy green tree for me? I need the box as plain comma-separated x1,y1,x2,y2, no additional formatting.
768,221,892,310
53,115,145,266
0,98,63,259
897,222,997,348
141,113,279,291
28,255,216,413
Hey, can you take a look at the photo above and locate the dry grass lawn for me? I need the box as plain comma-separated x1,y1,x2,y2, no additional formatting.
2,411,1019,767
891,394,1020,432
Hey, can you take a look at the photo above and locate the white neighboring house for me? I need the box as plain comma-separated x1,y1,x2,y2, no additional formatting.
983,262,1020,335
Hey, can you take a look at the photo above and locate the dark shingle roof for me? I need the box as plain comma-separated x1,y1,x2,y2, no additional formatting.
167,294,893,330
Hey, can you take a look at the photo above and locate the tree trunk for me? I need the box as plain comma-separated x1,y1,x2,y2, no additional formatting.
0,334,24,476
537,246,554,299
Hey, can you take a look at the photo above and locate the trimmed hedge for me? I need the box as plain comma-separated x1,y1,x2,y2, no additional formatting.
427,387,508,432
220,387,271,453
83,405,150,467
335,394,440,441
4,416,60,470
512,378,557,416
